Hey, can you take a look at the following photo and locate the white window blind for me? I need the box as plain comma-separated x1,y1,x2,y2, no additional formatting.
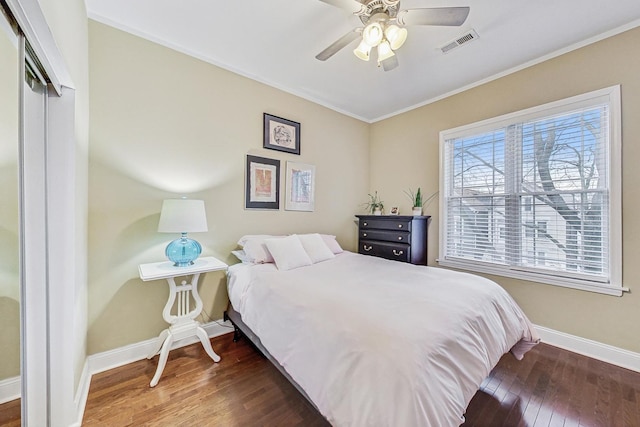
439,86,624,295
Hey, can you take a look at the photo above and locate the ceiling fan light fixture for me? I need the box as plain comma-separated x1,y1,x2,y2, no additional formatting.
377,40,395,62
316,3,472,71
353,40,372,61
385,25,408,50
362,22,383,46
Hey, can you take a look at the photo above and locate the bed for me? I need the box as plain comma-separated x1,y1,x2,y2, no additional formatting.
225,234,539,427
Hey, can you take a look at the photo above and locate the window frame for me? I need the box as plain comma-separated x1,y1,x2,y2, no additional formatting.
438,86,625,296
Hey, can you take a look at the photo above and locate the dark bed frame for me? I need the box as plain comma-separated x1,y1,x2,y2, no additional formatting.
223,305,321,414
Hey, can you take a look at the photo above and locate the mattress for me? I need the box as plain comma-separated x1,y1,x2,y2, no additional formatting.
227,251,539,426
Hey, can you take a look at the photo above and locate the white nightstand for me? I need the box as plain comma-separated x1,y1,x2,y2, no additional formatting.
138,256,229,387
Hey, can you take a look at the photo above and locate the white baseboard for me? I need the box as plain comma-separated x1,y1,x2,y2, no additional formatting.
87,320,233,375
69,359,91,427
534,324,640,373
0,375,20,405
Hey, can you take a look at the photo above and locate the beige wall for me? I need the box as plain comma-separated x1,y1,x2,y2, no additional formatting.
87,21,370,354
370,27,640,353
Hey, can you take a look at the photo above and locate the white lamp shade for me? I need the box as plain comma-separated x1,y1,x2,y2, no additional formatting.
385,25,408,50
158,199,208,233
377,40,395,62
353,40,372,61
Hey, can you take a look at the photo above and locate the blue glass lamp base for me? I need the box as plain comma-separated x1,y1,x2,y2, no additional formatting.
165,235,202,267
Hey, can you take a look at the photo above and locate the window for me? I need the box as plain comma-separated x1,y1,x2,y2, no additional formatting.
439,86,623,296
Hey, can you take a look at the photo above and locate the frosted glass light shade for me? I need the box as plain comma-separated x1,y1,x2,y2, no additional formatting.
385,25,408,50
353,40,372,61
377,41,395,62
362,22,383,46
158,199,208,233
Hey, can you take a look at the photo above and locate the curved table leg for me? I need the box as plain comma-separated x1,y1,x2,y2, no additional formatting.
196,326,221,362
147,329,169,359
150,332,174,387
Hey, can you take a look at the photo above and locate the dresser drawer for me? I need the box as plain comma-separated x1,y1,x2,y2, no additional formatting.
359,240,411,263
359,218,412,232
359,229,409,244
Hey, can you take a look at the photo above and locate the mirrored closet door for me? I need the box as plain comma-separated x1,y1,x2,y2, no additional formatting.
0,4,51,424
0,3,21,408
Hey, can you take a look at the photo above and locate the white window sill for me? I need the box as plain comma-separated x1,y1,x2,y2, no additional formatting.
436,258,628,297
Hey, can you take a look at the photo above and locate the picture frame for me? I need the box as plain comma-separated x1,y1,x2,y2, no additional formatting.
389,207,399,215
245,155,280,210
263,113,301,155
285,161,315,212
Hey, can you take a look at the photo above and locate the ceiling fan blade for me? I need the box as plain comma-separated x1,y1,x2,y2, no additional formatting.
315,29,362,61
397,7,470,27
381,55,399,72
317,0,366,13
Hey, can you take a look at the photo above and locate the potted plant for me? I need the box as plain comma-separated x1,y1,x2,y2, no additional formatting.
405,187,437,216
364,191,384,215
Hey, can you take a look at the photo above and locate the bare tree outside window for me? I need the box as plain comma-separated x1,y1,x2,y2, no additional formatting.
445,106,609,278
440,87,622,294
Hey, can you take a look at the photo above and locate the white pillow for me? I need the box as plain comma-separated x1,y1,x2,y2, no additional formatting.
231,250,253,264
321,234,344,254
298,234,335,263
242,239,275,264
237,234,281,247
265,235,313,271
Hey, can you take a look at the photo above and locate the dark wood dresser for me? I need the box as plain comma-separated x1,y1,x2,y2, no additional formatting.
355,215,430,265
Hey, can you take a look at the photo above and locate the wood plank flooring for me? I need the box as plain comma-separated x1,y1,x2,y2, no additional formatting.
82,333,326,427
0,398,19,427
461,342,640,426
2,333,639,426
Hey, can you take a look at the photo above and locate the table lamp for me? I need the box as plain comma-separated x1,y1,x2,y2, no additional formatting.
158,199,208,267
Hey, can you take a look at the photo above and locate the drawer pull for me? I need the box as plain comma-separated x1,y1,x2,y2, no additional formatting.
398,224,403,228
363,245,373,252
363,233,368,237
398,236,403,241
393,250,404,256
363,222,368,226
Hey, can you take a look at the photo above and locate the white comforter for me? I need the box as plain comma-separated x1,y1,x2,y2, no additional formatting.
227,252,539,427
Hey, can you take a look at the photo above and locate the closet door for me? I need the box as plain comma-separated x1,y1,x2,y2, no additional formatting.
19,42,49,425
0,6,20,408
2,1,78,424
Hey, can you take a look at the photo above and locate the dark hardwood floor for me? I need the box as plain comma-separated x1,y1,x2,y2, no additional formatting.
462,342,640,427
1,333,639,426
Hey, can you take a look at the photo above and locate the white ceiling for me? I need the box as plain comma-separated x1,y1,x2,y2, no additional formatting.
86,0,640,122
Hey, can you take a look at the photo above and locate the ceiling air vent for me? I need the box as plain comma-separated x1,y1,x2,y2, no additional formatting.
440,29,479,54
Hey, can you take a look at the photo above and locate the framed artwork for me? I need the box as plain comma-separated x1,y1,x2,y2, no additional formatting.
245,155,280,210
285,161,315,212
263,113,300,155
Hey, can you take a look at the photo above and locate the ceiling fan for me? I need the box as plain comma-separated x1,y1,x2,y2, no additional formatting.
316,0,470,71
